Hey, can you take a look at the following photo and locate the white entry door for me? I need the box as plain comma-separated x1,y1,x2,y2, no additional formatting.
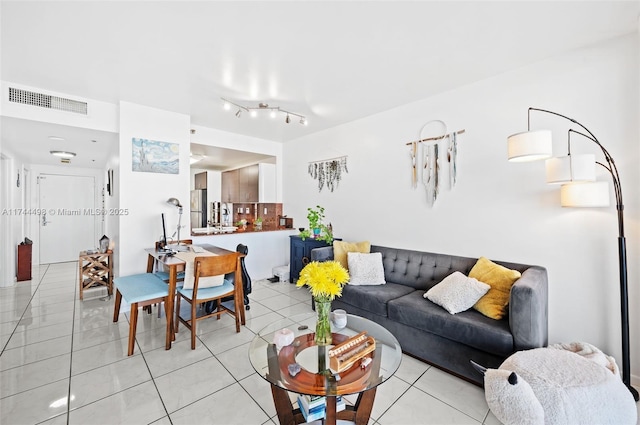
39,174,96,264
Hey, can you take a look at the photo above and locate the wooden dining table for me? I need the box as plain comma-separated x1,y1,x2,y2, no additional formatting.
145,243,237,350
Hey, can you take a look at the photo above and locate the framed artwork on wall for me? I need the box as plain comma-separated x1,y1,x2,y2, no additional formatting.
131,138,179,174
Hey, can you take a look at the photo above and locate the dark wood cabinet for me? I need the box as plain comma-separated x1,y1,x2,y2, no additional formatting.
239,164,259,202
16,243,32,281
289,236,340,283
222,165,259,203
221,169,239,203
194,172,207,190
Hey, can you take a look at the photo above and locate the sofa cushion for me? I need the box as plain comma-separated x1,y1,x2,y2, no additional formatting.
347,252,386,285
425,271,490,314
333,241,371,270
388,290,514,356
470,257,522,320
339,282,414,317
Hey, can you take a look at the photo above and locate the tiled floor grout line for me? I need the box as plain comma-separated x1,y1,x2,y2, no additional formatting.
65,264,80,425
0,265,48,355
138,340,174,424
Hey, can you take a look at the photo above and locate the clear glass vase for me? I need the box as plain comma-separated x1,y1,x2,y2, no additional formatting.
314,298,332,346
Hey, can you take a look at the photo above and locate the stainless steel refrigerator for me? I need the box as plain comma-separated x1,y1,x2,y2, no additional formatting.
190,189,207,229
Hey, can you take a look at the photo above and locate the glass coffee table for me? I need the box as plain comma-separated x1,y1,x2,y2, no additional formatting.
249,312,402,425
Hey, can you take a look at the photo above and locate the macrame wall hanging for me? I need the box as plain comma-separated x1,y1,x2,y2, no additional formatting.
406,120,465,207
308,155,348,192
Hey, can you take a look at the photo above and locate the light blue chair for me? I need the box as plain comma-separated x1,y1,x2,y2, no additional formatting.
112,273,169,356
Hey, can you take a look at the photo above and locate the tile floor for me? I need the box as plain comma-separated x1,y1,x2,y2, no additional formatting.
2,262,634,425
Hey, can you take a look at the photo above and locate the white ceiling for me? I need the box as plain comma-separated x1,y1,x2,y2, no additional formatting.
1,1,638,169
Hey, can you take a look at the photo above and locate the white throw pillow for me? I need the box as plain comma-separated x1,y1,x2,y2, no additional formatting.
424,271,490,314
347,252,386,285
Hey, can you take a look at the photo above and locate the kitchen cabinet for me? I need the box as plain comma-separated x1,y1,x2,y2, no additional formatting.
221,164,262,203
221,169,239,203
289,235,340,283
194,172,207,189
239,164,259,202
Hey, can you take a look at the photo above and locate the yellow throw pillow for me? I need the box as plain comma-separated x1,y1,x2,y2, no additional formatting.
333,241,371,270
470,257,521,320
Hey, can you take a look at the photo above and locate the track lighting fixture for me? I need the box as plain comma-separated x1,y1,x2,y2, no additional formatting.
221,97,307,125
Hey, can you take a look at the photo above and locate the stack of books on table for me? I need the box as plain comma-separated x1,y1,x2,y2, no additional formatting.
297,394,346,423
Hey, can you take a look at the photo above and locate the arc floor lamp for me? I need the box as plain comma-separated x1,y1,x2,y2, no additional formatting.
507,107,638,401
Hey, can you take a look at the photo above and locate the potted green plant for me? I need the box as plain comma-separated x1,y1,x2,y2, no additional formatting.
307,205,325,235
254,217,263,231
300,205,334,244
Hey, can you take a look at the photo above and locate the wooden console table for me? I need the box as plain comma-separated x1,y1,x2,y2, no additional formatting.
78,250,113,300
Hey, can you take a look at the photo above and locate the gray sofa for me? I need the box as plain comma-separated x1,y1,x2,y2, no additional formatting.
311,245,548,385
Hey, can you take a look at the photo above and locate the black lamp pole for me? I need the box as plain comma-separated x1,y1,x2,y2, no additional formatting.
528,107,638,401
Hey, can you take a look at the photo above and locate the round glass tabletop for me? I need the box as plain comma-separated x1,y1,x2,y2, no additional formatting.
248,312,402,397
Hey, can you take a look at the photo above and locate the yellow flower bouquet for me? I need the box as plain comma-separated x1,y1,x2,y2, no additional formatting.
296,261,349,345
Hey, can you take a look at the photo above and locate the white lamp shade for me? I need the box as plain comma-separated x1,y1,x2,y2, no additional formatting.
507,130,553,162
545,154,596,184
560,182,610,207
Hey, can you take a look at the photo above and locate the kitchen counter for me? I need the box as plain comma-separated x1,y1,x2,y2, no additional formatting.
192,228,298,279
190,225,294,236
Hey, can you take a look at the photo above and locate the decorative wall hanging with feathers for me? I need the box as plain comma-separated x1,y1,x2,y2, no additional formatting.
406,120,465,207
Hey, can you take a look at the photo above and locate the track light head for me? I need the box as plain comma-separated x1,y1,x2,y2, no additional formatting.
300,117,307,125
285,114,290,124
235,109,242,118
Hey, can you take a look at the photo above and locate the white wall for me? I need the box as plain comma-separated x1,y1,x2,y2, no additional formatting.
283,35,640,379
117,102,190,276
104,134,120,254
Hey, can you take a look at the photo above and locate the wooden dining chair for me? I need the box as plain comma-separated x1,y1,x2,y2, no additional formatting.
112,273,169,355
175,252,244,349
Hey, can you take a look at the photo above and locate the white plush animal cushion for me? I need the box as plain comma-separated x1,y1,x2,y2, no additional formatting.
484,347,637,425
484,369,544,425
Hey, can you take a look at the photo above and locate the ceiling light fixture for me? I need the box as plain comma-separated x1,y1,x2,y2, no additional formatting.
221,97,307,125
190,154,205,165
50,150,76,158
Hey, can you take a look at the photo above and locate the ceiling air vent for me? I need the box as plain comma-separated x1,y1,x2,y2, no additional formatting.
8,87,88,115
60,158,71,164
